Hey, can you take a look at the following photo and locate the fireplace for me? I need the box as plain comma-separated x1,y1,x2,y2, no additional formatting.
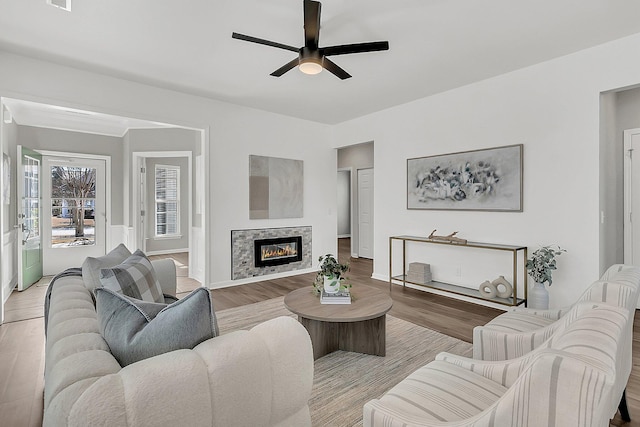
232,227,311,280
254,236,303,267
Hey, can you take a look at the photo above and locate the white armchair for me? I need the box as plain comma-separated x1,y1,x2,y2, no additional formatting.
473,265,640,360
471,264,640,423
364,305,630,427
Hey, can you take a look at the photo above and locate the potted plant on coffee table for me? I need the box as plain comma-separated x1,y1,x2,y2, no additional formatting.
313,254,350,295
526,245,566,309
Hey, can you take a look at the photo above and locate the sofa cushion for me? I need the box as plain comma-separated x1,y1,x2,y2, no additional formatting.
99,249,164,303
82,243,131,292
373,360,508,422
95,287,219,366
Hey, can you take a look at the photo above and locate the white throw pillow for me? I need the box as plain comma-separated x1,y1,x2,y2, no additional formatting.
82,243,132,292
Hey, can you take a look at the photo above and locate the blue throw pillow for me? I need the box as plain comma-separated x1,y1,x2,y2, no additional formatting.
95,287,219,366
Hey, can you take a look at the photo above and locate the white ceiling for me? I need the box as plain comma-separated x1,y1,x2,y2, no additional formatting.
2,0,640,127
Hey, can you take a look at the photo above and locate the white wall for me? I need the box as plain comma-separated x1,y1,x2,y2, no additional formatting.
333,33,640,308
0,51,335,289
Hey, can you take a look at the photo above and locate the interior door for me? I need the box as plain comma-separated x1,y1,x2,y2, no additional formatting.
17,146,43,290
42,156,106,274
358,168,374,259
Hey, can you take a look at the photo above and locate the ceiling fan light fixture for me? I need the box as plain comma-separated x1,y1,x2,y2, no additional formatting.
298,58,323,75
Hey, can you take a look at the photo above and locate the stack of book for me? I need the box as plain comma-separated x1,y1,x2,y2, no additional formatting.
407,262,432,284
320,289,352,304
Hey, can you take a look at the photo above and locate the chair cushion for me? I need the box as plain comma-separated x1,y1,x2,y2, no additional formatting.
375,360,507,422
99,249,164,303
95,287,219,366
81,243,131,292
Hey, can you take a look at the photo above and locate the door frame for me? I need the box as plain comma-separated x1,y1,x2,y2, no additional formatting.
357,167,374,260
338,167,354,242
132,151,194,277
17,146,43,291
623,128,640,265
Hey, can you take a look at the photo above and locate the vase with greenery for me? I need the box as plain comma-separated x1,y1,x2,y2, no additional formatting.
526,245,566,309
313,254,350,294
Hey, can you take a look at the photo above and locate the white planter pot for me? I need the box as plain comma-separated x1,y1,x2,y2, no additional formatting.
528,282,549,309
323,276,340,294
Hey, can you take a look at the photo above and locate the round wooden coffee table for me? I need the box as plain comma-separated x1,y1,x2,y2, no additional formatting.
284,286,393,360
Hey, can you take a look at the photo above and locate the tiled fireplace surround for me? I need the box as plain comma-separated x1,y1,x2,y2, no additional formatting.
231,226,312,280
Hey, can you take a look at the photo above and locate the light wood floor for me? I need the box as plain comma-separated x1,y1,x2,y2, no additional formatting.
0,240,637,425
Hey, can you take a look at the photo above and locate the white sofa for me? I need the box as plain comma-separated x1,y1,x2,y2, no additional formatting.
44,259,314,427
364,304,631,427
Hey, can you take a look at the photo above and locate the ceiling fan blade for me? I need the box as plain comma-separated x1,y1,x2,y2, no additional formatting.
322,41,389,56
304,0,321,49
270,57,300,77
322,58,351,80
232,32,299,53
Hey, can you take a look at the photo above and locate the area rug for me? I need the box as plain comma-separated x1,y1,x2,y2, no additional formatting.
216,296,473,427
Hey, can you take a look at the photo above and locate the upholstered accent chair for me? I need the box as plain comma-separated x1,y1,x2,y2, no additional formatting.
364,305,630,427
472,264,640,422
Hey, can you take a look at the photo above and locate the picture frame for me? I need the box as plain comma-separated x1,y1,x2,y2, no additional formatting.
249,155,304,219
407,144,523,212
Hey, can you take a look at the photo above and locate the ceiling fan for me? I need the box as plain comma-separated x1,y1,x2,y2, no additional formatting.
232,0,389,80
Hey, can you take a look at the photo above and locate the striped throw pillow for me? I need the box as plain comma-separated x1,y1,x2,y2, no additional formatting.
99,250,164,303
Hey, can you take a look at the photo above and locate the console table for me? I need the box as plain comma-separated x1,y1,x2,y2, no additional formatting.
389,235,527,307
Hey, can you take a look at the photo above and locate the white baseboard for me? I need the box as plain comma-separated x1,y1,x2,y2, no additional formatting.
209,268,316,290
338,234,351,239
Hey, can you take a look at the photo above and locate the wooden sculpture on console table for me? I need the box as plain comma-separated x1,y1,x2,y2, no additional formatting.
427,229,468,245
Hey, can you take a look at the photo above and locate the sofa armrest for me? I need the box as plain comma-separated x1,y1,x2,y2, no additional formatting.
151,259,177,297
511,306,566,319
63,316,313,427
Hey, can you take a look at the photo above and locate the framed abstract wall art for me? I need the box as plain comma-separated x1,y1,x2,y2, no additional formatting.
407,144,523,212
249,155,304,219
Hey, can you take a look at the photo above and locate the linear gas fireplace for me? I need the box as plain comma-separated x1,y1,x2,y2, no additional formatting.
231,226,312,280
254,236,303,267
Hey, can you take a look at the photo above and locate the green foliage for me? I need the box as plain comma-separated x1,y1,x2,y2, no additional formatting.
312,254,351,294
526,245,566,286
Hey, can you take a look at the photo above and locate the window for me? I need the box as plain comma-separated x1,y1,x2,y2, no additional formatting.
155,165,180,237
50,165,96,247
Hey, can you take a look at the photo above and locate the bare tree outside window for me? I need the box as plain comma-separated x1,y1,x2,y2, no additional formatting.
51,166,96,247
